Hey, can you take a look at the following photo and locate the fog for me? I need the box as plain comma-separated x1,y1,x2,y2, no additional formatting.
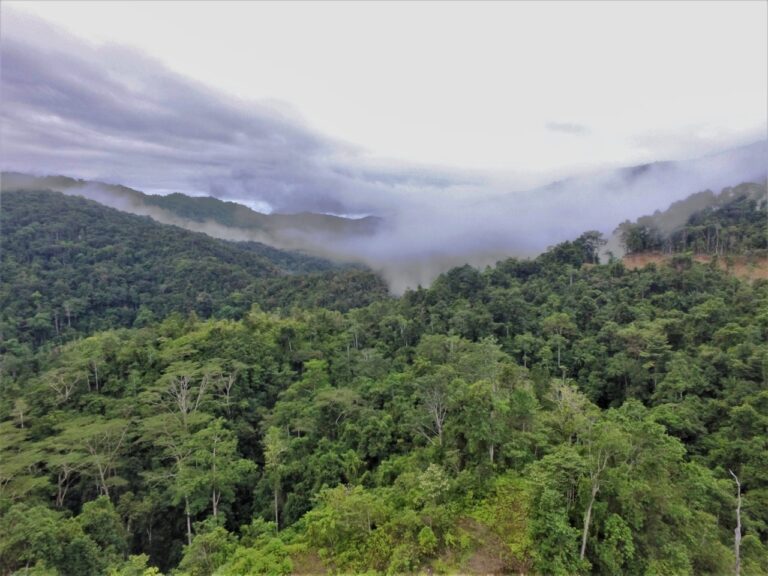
320,143,767,292
2,10,766,293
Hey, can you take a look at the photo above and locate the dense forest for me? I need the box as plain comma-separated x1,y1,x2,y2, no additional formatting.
0,173,381,244
617,181,767,256
1,183,767,575
0,190,388,378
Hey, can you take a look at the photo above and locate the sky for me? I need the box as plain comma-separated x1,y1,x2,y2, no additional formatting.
3,1,766,179
1,1,767,290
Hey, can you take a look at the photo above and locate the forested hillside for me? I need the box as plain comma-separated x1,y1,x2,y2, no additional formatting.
2,188,767,574
3,3,765,574
0,173,381,242
617,181,767,256
0,190,388,377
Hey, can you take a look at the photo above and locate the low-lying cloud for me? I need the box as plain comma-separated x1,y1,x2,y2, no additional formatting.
2,10,766,293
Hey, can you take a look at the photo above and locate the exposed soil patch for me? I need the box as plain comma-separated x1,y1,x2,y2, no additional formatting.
290,550,327,575
455,518,509,575
622,252,768,281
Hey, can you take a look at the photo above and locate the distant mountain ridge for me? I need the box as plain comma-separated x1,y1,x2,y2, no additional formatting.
3,139,766,292
522,139,767,201
0,172,382,255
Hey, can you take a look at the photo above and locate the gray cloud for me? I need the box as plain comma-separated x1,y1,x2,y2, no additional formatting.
2,10,766,293
546,122,590,135
1,10,474,217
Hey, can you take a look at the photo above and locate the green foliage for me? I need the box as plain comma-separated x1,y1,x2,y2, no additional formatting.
0,189,388,369
78,496,129,565
1,185,766,574
618,181,767,255
109,554,163,576
0,503,108,576
213,518,292,576
177,521,236,576
473,474,533,571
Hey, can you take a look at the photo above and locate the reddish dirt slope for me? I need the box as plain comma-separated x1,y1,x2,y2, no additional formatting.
622,252,768,281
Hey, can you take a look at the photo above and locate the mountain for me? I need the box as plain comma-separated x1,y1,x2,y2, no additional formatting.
0,172,382,253
0,189,388,366
491,140,768,222
615,181,767,255
609,180,768,282
3,140,766,293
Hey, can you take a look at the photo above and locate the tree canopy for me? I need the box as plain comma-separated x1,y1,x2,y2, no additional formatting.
1,182,767,574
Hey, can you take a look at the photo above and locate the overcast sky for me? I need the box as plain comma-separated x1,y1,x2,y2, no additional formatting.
4,1,767,180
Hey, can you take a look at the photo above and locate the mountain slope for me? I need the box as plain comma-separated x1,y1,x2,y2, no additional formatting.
3,140,766,293
0,172,382,252
615,181,767,255
2,231,766,574
0,190,388,364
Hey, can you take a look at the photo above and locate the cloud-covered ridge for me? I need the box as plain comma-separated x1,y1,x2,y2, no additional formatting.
2,10,766,293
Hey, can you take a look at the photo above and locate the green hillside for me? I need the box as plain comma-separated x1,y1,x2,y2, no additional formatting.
1,214,767,574
1,172,381,241
616,181,767,256
0,190,388,373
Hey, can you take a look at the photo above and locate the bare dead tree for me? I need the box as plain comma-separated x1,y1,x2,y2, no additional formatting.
166,375,209,430
729,469,742,576
48,373,80,404
214,373,236,416
85,424,128,498
55,460,82,508
418,384,449,447
90,360,100,392
151,373,210,544
580,447,610,561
